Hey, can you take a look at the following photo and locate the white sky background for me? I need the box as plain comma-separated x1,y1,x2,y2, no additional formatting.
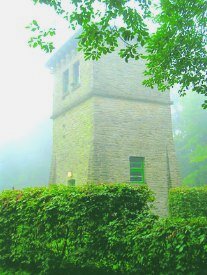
0,0,71,148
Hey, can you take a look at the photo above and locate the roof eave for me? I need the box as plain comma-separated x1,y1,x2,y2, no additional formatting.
46,30,81,69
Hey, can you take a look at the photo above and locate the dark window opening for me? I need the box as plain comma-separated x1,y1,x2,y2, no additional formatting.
73,61,80,87
63,69,69,94
129,156,145,183
68,179,75,186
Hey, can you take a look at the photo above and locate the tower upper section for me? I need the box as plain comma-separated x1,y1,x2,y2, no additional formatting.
47,32,171,119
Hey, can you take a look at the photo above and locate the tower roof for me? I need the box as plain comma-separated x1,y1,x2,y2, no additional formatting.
46,30,81,69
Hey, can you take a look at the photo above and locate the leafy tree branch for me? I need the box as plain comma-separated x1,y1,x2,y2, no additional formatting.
28,0,207,108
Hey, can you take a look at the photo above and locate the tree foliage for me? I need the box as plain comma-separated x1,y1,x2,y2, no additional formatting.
143,0,207,109
28,0,207,108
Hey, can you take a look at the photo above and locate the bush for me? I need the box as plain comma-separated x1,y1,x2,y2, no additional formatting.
1,184,207,274
127,217,207,274
0,184,153,274
169,186,207,218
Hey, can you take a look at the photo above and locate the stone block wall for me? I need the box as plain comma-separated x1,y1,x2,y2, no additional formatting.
50,98,94,185
91,96,179,216
93,49,170,105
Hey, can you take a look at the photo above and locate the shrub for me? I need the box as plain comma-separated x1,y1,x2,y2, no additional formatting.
0,184,153,273
127,217,207,274
1,184,207,274
169,186,207,218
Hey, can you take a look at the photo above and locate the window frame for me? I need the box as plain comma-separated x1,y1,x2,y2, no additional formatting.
129,156,145,184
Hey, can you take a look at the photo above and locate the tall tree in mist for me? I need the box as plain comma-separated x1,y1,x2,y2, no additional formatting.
174,94,207,186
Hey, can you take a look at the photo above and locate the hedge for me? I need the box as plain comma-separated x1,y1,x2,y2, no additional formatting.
169,186,207,218
0,184,207,274
126,217,207,274
0,184,153,274
102,215,207,274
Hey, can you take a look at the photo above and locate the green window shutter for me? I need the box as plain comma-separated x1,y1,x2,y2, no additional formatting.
129,156,145,183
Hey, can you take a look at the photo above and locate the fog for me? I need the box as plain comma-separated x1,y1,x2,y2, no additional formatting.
0,0,71,190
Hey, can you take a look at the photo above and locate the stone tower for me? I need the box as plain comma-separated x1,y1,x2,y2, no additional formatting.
47,33,179,215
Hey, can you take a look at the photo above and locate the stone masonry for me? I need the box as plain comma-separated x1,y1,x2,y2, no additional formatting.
47,33,180,216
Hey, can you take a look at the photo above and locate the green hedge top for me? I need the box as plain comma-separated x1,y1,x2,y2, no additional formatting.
169,186,207,218
0,184,154,273
0,183,154,221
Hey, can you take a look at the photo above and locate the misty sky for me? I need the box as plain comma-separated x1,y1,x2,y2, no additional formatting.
0,0,73,148
0,0,163,150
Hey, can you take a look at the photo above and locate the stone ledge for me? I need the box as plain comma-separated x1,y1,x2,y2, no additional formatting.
51,92,173,119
